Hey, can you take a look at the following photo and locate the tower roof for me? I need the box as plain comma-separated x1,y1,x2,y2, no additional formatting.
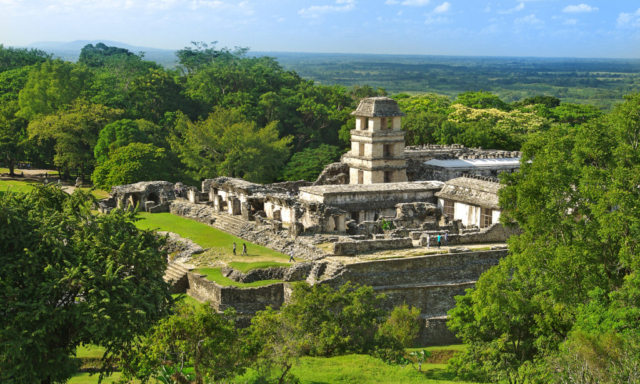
351,97,406,117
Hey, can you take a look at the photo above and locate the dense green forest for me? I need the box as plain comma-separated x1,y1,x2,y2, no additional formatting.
273,53,640,110
1,42,619,188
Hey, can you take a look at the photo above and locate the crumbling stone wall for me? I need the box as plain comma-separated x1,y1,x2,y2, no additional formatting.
447,222,521,245
332,238,413,256
325,250,507,287
393,202,440,229
313,162,350,186
222,262,314,284
187,273,285,314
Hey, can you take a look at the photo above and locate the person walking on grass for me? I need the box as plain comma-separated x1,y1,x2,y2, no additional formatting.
242,243,248,256
289,249,296,263
233,242,236,256
437,234,442,249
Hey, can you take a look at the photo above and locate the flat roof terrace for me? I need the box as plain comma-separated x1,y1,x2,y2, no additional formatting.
299,181,444,211
424,157,521,170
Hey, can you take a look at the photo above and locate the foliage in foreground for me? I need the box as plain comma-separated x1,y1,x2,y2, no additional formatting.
0,185,173,383
447,93,640,383
123,282,420,384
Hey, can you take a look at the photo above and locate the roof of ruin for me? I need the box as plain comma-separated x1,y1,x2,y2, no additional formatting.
351,97,407,117
424,157,521,169
206,177,271,195
435,176,501,209
300,181,443,197
110,181,175,197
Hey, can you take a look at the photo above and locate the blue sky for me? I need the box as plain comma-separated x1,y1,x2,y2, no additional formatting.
1,0,640,58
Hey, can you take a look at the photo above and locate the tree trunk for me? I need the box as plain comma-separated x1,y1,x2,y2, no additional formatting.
8,157,15,177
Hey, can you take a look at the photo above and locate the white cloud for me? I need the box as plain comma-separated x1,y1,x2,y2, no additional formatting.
299,0,356,18
189,0,253,14
433,1,450,14
424,15,449,24
498,2,524,15
385,0,399,4
401,0,430,6
515,13,543,25
617,12,640,29
563,4,598,13
564,18,577,25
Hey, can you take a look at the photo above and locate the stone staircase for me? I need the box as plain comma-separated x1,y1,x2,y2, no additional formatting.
305,262,328,285
321,261,345,281
164,261,193,293
209,212,248,237
305,260,345,285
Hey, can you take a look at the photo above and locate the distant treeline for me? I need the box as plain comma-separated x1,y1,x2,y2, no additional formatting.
0,42,628,189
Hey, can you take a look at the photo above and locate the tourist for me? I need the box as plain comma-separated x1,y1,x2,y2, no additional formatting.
233,242,236,256
437,234,441,248
242,243,248,256
289,249,296,263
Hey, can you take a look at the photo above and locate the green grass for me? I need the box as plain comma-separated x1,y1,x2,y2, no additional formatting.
235,354,475,384
172,293,206,308
0,178,109,199
408,344,468,353
195,267,282,287
68,372,148,384
134,212,288,261
0,179,38,195
229,261,292,273
76,345,107,359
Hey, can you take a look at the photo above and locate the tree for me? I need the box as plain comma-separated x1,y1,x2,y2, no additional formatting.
377,304,421,348
176,41,249,75
278,282,389,357
512,95,561,109
78,42,135,68
92,142,171,189
455,91,510,111
94,119,148,164
17,59,93,120
0,66,33,175
282,144,343,181
0,44,50,72
28,100,121,179
0,186,173,384
122,305,248,384
552,103,603,126
171,108,292,184
448,93,640,382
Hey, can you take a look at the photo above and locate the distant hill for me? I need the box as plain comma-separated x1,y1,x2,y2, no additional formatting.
27,40,179,67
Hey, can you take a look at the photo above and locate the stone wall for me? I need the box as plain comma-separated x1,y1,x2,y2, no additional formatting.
447,223,521,245
420,316,460,346
325,249,507,287
187,273,285,314
222,262,315,284
332,238,413,256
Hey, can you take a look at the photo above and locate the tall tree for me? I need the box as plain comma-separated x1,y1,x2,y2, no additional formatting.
78,42,135,68
17,59,93,121
92,142,171,189
171,108,292,184
28,100,121,179
0,186,172,384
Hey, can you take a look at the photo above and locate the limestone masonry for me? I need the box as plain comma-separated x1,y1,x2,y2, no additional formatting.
100,97,523,346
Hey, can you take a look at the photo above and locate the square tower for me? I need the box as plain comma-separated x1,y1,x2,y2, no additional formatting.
343,97,408,184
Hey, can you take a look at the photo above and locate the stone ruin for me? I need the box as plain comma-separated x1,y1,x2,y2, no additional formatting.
98,181,176,214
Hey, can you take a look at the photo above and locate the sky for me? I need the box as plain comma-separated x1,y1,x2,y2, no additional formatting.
1,0,640,58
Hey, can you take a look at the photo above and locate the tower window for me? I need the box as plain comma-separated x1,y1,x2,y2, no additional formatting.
381,117,389,130
384,171,392,183
359,143,365,157
358,170,364,184
383,144,392,158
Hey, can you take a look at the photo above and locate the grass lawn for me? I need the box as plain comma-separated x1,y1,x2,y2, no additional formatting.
0,179,38,195
408,344,468,353
195,267,283,287
235,354,474,384
172,293,206,308
134,212,289,262
0,178,109,199
77,345,107,359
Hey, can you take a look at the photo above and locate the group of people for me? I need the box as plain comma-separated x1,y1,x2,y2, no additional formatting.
232,242,297,263
426,232,449,249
